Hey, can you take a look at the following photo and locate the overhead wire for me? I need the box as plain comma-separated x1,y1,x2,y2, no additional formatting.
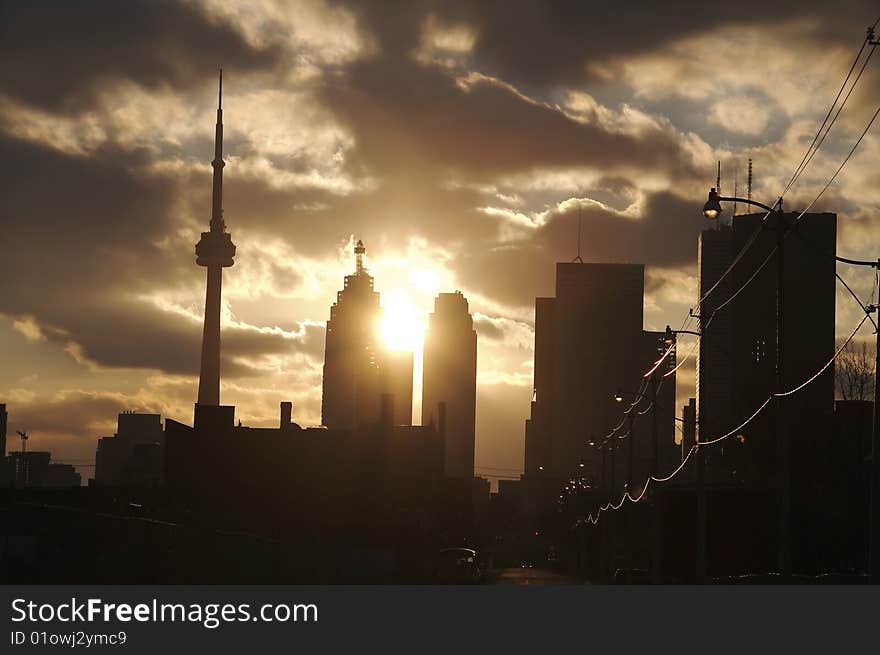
581,306,871,526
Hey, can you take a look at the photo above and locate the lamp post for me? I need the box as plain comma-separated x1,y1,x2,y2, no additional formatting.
589,436,615,582
614,390,640,494
615,389,641,583
702,187,790,580
870,298,880,582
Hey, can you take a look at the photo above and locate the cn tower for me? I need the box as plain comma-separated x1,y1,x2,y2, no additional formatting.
195,70,236,407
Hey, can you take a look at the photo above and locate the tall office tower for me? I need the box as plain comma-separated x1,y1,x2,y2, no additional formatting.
696,212,836,485
0,403,6,457
422,291,477,478
322,240,414,429
524,263,676,486
195,71,235,414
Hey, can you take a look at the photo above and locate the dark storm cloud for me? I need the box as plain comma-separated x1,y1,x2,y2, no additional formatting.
334,0,875,88
0,134,317,375
457,190,703,308
319,55,703,182
0,0,282,112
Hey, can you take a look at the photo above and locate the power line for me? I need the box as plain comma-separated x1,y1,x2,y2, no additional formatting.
695,20,878,309
784,28,875,194
579,308,871,527
573,51,880,484
691,90,880,350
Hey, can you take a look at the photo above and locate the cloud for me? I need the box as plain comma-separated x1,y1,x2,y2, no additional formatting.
709,96,774,136
2,0,878,484
0,0,283,113
319,56,708,183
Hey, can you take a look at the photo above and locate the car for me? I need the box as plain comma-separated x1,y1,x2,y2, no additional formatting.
435,547,480,584
613,568,651,584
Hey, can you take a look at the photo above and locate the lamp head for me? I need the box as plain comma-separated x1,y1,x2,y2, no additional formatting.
703,187,722,220
664,324,675,346
614,389,624,403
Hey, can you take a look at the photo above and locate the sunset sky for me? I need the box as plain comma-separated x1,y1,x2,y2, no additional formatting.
2,1,879,483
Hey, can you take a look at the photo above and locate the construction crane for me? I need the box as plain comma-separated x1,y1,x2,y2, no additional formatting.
16,430,28,453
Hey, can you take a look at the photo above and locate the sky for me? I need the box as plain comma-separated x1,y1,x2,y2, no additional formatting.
1,0,879,484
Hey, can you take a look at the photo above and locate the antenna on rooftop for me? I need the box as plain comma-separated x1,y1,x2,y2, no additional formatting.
572,206,584,263
747,158,753,204
733,168,738,218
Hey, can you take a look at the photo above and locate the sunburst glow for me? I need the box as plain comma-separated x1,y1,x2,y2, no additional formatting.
379,290,425,352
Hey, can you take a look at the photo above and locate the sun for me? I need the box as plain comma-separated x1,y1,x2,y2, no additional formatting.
379,290,425,352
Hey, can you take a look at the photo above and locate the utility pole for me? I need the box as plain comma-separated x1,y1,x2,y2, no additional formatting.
600,442,609,582
609,441,616,582
627,410,635,584
692,310,708,584
696,427,708,583
867,320,879,573
776,203,792,581
650,373,661,584
701,188,796,580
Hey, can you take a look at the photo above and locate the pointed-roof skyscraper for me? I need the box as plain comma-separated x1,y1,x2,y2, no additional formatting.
321,239,413,429
195,70,236,410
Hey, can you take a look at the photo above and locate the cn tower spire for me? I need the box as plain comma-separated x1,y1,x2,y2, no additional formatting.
210,68,225,233
195,70,236,410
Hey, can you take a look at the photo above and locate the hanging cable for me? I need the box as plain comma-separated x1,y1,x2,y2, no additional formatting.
579,306,871,527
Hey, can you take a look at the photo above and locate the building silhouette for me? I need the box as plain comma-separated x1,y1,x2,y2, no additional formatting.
523,262,677,492
194,70,235,418
159,79,465,579
321,240,413,429
695,212,836,485
695,211,836,574
422,291,477,478
0,403,6,457
3,452,81,488
94,412,164,487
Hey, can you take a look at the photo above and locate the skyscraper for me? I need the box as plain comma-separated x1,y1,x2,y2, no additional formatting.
695,211,837,485
524,262,676,487
322,240,413,429
0,403,6,457
422,291,477,479
194,70,235,417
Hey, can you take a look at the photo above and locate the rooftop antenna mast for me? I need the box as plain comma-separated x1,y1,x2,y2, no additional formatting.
354,239,366,274
715,161,722,230
747,158,753,204
573,207,584,263
733,168,738,218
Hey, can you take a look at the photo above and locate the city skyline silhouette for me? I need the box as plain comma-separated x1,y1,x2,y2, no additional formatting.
1,1,880,584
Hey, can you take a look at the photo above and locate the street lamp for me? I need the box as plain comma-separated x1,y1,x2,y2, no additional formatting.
702,187,723,220
699,186,790,580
